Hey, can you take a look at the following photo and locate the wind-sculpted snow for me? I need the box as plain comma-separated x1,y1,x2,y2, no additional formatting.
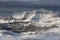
0,9,60,31
12,11,26,19
31,9,59,28
1,9,60,40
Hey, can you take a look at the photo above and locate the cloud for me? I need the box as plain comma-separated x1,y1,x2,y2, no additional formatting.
40,0,60,6
27,0,60,6
0,0,60,7
0,0,40,1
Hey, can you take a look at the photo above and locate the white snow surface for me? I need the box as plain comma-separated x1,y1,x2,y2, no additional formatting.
0,27,60,40
1,9,60,40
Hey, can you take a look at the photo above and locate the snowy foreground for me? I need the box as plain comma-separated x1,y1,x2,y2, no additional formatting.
0,9,60,40
0,27,60,40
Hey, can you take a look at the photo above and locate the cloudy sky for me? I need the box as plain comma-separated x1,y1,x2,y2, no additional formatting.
0,0,60,8
0,0,60,5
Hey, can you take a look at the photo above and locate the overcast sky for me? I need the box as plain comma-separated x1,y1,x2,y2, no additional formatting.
0,0,60,8
0,0,41,1
0,0,59,5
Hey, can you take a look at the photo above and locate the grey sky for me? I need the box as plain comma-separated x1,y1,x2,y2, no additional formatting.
0,0,59,6
0,0,60,8
0,0,41,1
